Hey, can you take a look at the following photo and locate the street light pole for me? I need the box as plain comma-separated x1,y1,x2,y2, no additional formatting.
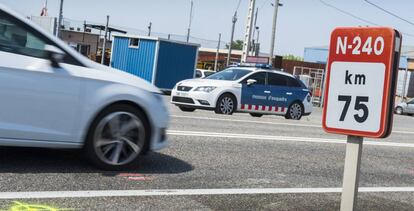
148,22,152,37
226,12,237,66
57,0,64,38
214,33,221,71
101,15,109,65
186,0,194,43
269,0,281,66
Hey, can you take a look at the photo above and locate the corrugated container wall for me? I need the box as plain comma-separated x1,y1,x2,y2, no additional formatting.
155,41,198,89
111,37,157,82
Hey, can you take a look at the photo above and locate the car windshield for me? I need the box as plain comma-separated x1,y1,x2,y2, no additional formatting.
204,71,215,77
205,68,251,81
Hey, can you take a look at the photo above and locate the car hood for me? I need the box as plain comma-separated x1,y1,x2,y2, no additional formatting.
80,62,161,94
176,78,237,87
396,102,407,107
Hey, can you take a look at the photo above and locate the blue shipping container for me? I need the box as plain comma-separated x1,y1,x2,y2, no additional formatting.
111,35,199,90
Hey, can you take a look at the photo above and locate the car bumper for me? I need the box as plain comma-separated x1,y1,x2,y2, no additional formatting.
170,89,217,109
147,94,170,151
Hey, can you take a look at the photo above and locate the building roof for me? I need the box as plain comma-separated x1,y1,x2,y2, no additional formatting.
84,24,127,34
113,34,201,47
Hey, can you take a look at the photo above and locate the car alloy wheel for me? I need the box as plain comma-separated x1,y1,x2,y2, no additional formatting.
288,103,303,120
93,111,145,166
220,96,234,114
395,107,403,115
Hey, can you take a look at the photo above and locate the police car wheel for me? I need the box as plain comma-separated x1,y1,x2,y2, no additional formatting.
215,94,236,115
250,113,263,117
179,106,196,112
286,102,303,120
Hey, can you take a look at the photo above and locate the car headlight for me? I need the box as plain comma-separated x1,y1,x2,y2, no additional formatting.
194,86,216,93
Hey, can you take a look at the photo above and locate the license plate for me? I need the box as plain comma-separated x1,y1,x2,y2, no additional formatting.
176,92,188,97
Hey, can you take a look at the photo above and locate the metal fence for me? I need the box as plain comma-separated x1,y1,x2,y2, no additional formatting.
62,18,229,49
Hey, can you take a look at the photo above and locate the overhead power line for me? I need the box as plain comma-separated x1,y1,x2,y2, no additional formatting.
363,0,414,27
319,0,378,26
235,0,242,12
319,0,414,38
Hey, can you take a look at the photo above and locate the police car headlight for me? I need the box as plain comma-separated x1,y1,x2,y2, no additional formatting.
194,86,216,93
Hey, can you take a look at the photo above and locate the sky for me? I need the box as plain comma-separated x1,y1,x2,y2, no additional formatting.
1,0,414,57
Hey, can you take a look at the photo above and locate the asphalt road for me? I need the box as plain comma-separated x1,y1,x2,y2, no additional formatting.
0,96,413,210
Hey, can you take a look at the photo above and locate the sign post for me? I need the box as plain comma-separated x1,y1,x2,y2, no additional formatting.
341,136,363,210
322,27,402,211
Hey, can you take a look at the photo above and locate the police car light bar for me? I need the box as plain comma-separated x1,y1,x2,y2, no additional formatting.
235,63,272,69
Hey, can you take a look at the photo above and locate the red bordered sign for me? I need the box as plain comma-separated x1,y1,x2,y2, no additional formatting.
322,27,401,138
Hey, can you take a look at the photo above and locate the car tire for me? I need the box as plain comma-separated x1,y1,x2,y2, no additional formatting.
179,106,196,112
84,104,149,170
215,94,237,115
395,107,404,115
285,102,303,120
250,113,263,117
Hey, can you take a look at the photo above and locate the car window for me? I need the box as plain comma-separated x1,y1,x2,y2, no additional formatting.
242,72,266,85
0,10,83,66
204,71,215,77
408,99,414,104
268,73,287,86
195,70,202,78
287,77,302,87
206,68,251,81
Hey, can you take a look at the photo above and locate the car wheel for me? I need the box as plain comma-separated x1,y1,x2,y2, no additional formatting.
179,106,196,112
215,94,237,115
395,107,403,115
250,113,263,117
84,104,149,170
285,102,303,120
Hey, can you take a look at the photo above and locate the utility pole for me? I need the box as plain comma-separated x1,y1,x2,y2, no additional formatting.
101,15,109,65
401,67,409,103
269,0,282,66
242,0,256,63
187,0,194,43
214,33,221,72
148,22,152,36
57,0,64,38
226,12,237,66
252,8,259,55
255,27,260,56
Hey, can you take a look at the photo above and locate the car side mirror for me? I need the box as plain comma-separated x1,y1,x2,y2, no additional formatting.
247,79,257,86
44,45,65,68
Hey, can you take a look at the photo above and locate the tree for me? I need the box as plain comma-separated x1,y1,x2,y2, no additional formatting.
225,40,244,50
283,54,304,61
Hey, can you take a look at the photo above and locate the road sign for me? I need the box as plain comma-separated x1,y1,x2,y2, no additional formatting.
322,27,402,138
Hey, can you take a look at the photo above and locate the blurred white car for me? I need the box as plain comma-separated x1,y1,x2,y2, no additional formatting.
395,98,414,115
196,69,215,78
0,5,169,170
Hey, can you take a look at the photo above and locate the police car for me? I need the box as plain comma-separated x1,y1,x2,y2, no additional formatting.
171,65,312,120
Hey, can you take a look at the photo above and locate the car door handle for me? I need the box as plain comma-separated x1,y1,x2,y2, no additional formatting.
264,91,271,94
286,92,293,95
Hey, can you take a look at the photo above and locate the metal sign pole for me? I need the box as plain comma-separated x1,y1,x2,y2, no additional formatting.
340,135,364,211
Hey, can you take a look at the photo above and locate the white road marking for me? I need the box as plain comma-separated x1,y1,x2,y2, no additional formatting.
168,130,414,148
171,115,414,135
1,187,414,199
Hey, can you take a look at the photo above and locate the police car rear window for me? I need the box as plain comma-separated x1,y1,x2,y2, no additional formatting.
206,68,251,81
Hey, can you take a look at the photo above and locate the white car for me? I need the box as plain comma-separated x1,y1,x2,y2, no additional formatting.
395,98,414,115
171,67,313,120
0,5,169,170
195,69,215,78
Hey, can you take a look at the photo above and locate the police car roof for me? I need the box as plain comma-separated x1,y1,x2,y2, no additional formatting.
239,67,296,78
